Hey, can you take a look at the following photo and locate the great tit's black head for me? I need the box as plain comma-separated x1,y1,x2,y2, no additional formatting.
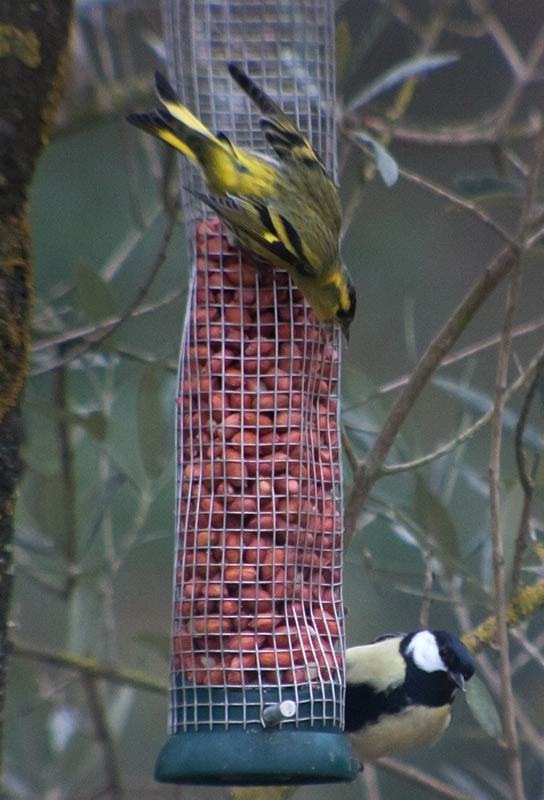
433,630,475,690
344,630,473,761
402,630,475,695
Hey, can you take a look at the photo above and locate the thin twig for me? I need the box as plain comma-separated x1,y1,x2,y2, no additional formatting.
511,384,540,597
82,675,124,800
31,208,179,377
463,580,544,654
52,353,78,598
348,313,544,408
32,288,182,355
493,18,544,131
344,245,517,547
381,341,544,475
362,763,382,800
510,628,544,673
468,640,544,759
360,12,544,153
419,553,433,629
346,132,515,245
467,0,525,78
456,596,544,763
485,118,544,800
361,111,540,147
10,638,168,695
487,249,526,800
524,221,544,249
398,164,515,245
341,424,359,473
376,758,476,800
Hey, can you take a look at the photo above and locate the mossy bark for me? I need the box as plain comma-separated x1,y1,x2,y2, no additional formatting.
0,0,74,769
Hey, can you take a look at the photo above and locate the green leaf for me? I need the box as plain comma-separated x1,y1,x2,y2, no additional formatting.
454,173,522,200
26,400,107,441
353,132,399,186
74,262,117,324
137,364,169,479
108,687,136,737
66,578,102,655
84,410,108,440
48,707,79,753
414,475,461,567
466,674,503,738
500,483,525,579
344,52,460,113
135,632,171,661
433,376,544,452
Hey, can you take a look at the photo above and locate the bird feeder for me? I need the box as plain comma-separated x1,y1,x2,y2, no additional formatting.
154,0,357,785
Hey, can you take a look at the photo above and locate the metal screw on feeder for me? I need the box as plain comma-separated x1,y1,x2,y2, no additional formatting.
262,700,297,727
153,0,358,787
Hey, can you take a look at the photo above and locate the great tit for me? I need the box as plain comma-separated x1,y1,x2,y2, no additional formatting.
344,629,474,763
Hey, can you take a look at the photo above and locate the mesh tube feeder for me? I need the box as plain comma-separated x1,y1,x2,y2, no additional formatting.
155,0,357,785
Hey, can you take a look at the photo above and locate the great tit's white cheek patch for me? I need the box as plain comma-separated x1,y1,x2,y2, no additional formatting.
407,631,447,674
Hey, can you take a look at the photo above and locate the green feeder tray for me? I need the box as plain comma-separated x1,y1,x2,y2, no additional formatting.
155,727,358,785
155,685,358,785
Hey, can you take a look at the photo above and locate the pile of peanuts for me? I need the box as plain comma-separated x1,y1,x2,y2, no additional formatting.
173,219,344,686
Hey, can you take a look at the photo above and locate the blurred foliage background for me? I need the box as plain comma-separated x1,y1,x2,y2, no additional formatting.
5,0,544,798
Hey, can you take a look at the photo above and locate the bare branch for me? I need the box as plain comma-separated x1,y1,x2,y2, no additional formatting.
463,581,544,654
346,135,515,245
511,356,544,593
419,554,433,629
381,340,544,475
341,424,359,473
377,758,476,800
32,288,182,356
31,208,179,377
482,114,544,800
362,764,382,800
361,111,540,147
343,313,544,411
467,0,525,78
487,247,526,800
82,675,123,800
397,165,515,245
10,638,167,695
344,245,517,546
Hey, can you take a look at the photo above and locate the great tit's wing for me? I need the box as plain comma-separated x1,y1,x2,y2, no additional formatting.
372,632,408,644
346,636,406,693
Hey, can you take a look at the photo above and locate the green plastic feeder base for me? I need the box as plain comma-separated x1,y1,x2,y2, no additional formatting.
155,728,358,785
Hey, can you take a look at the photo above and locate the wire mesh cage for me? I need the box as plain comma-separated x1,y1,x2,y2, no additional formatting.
155,0,357,784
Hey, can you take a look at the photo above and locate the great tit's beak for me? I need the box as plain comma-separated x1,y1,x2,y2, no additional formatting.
340,319,350,344
449,670,467,691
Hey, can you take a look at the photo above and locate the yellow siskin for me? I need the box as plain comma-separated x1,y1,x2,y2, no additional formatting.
127,63,356,340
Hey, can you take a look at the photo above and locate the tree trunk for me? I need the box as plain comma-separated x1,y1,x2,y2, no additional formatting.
0,0,74,773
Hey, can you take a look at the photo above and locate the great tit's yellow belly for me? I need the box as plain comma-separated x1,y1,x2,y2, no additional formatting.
347,703,452,763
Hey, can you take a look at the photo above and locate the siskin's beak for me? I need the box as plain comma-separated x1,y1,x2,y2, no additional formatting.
449,670,467,692
340,319,350,344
